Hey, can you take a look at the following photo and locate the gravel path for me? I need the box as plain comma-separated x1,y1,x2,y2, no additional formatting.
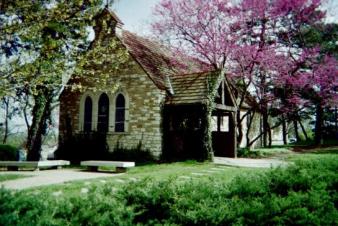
0,169,118,190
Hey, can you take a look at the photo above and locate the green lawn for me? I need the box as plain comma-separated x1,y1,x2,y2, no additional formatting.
23,146,338,196
284,146,338,161
247,145,338,161
1,147,337,225
0,174,29,182
1,149,337,225
26,161,265,197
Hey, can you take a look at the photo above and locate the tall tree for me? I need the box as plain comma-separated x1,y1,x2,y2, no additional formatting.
0,1,104,160
153,0,336,147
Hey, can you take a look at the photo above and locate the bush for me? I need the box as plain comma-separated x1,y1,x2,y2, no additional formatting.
237,148,264,158
117,157,338,225
0,144,18,160
55,134,155,165
55,132,109,164
106,142,156,165
0,186,134,226
0,157,337,225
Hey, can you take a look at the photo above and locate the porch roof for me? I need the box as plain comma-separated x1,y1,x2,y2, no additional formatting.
165,71,219,105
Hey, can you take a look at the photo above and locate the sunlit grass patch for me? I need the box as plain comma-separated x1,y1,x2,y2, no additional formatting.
0,174,30,182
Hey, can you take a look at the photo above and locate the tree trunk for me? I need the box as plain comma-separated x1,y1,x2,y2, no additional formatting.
314,104,323,145
267,123,272,148
236,110,243,148
2,97,9,144
248,119,283,148
282,117,288,145
298,119,308,141
26,88,53,161
262,110,269,147
293,120,301,142
246,111,255,149
23,93,31,132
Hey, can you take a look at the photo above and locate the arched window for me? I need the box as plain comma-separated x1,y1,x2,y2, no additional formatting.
84,96,93,132
115,94,125,132
97,93,109,133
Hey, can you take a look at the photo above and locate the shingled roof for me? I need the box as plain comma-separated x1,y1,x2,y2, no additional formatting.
120,30,212,94
165,72,218,104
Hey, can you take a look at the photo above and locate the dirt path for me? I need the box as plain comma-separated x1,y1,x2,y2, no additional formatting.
0,169,118,190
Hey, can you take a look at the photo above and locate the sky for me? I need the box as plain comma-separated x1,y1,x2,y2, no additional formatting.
112,0,338,35
113,0,161,35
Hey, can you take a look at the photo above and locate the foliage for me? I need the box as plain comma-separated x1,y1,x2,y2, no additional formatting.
297,23,338,58
1,1,128,160
238,146,292,158
0,132,27,148
162,104,211,162
0,144,18,160
0,157,337,225
119,157,338,225
237,148,264,158
55,132,109,164
0,187,135,226
153,0,338,148
0,0,103,160
56,134,156,165
108,142,156,165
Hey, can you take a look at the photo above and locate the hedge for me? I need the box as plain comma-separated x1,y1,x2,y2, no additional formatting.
0,157,337,225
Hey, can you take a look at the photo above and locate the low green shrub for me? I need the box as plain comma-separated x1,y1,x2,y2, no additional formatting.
56,134,155,165
118,157,338,225
237,148,264,158
55,132,109,164
0,144,18,160
0,186,134,226
0,157,337,225
106,142,156,165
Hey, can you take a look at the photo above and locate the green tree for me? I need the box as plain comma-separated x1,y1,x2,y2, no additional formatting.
295,23,338,144
1,1,126,160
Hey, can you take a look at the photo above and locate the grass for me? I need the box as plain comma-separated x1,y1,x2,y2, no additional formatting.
284,146,338,162
9,146,338,197
0,174,29,182
0,147,337,225
23,161,266,197
1,154,337,225
245,145,338,161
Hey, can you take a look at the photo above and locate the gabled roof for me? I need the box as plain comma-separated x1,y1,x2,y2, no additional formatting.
97,7,124,28
108,10,124,27
120,30,211,92
92,9,240,107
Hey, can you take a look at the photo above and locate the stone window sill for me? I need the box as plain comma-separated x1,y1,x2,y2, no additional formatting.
77,131,130,135
107,132,130,135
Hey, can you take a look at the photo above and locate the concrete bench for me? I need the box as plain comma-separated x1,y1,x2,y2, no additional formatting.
0,160,70,171
80,161,135,173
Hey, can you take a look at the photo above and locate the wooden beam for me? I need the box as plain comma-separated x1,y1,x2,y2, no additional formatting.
215,104,237,112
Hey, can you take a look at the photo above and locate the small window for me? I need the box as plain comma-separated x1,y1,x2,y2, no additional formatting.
211,116,218,131
220,116,229,132
84,96,92,132
97,93,109,133
115,94,125,132
211,115,229,132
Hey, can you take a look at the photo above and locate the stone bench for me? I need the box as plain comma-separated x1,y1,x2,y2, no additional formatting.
0,160,70,171
80,161,135,173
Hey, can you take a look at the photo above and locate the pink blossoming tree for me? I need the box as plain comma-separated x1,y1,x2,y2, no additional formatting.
153,0,337,147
